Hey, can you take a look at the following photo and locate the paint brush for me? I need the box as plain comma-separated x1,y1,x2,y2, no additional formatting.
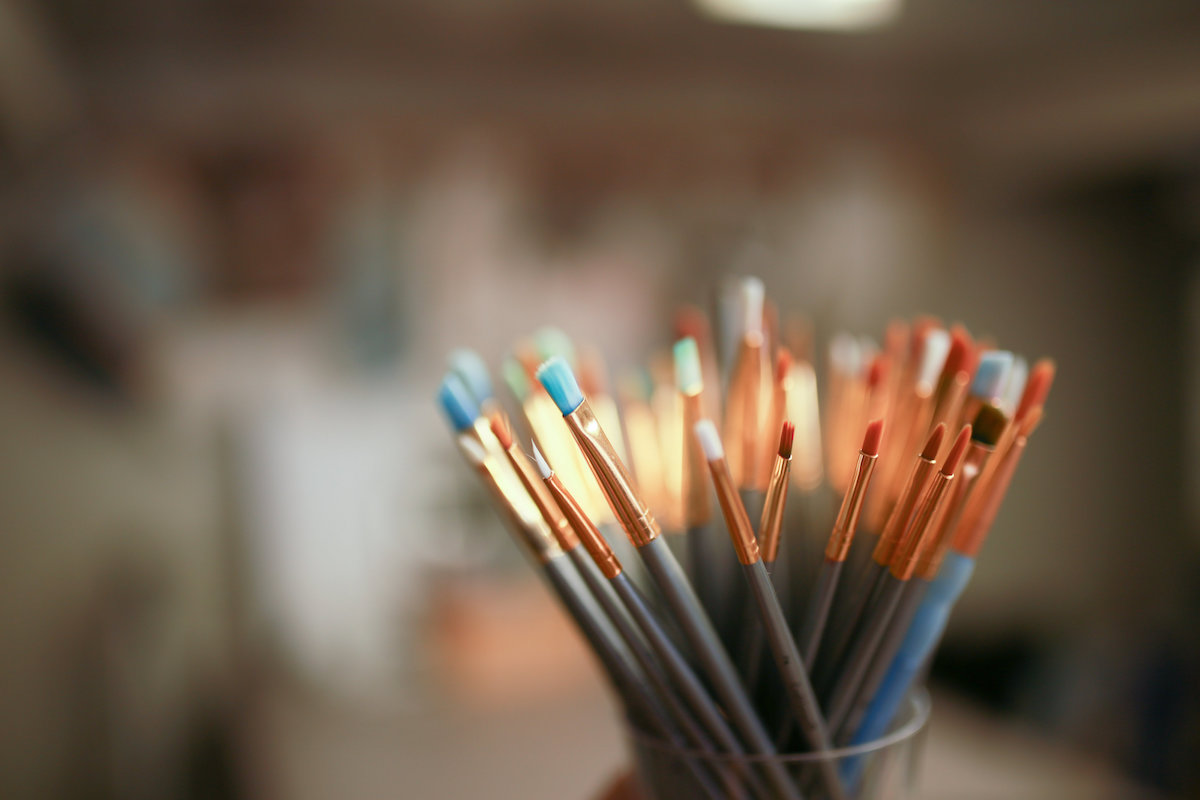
536,444,763,800
697,419,845,800
536,356,803,800
798,419,883,670
820,425,968,735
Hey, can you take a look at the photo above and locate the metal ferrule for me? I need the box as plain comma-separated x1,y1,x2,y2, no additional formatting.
953,436,1027,558
759,454,791,564
457,435,562,564
565,400,661,547
681,392,712,527
826,451,878,561
502,444,581,552
544,473,623,579
891,469,953,581
874,455,937,566
706,457,760,565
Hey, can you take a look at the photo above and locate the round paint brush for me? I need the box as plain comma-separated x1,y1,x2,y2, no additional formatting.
536,357,803,800
798,419,883,674
820,425,967,735
696,419,845,800
535,443,763,800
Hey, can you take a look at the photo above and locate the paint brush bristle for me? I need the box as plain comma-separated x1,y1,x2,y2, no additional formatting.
739,277,765,336
438,373,479,432
489,412,513,449
694,419,725,462
674,337,703,395
537,356,585,415
917,330,951,392
971,404,1008,447
449,349,494,404
531,441,553,479
862,418,884,457
778,421,795,459
921,423,947,460
502,358,530,401
1016,358,1057,422
942,425,972,475
776,348,793,385
534,326,576,364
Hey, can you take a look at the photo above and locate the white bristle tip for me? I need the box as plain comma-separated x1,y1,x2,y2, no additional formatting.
694,419,725,461
531,441,553,479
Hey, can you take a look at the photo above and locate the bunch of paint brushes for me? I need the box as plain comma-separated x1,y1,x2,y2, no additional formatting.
437,277,1054,800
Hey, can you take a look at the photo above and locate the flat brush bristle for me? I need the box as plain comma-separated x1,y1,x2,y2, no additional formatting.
673,337,703,395
488,412,512,449
778,421,795,458
694,419,725,462
970,404,1008,447
942,425,972,475
740,276,765,335
502,358,530,401
534,326,576,364
438,373,479,433
1016,358,1056,422
775,347,793,385
917,329,951,392
921,423,947,460
971,351,1014,402
536,356,585,415
862,418,884,456
673,305,710,343
448,349,494,404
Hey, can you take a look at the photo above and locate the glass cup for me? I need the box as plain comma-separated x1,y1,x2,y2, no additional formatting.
626,690,930,800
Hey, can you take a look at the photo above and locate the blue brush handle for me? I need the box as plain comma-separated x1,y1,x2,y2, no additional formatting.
850,551,976,747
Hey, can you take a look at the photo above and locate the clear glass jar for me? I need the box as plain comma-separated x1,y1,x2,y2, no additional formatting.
626,690,930,800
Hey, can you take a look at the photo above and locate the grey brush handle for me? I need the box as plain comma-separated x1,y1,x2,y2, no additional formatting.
797,559,844,668
611,572,761,800
834,580,926,745
744,560,847,800
824,572,906,734
639,536,805,800
814,554,883,696
545,556,725,800
567,548,737,800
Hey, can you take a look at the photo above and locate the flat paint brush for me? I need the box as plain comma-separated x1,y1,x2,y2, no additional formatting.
537,357,803,800
536,444,763,800
697,420,845,800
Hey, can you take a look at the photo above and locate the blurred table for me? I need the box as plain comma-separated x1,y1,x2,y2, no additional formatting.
252,679,1164,799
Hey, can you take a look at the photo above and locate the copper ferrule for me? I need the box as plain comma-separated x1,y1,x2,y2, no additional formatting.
873,454,937,566
565,400,661,547
502,443,581,552
724,332,766,490
681,392,712,527
706,456,760,565
457,434,562,564
825,450,878,561
758,453,791,564
917,441,992,579
544,472,623,579
890,469,953,581
951,438,1022,557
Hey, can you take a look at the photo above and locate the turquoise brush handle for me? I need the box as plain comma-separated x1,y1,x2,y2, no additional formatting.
849,551,976,749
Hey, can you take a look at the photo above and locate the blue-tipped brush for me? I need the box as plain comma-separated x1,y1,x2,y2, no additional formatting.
438,373,479,432
536,356,585,415
448,348,494,405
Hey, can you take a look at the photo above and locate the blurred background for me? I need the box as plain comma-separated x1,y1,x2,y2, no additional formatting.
1,0,1199,797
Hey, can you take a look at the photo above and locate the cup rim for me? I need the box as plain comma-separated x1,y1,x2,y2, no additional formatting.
627,688,931,763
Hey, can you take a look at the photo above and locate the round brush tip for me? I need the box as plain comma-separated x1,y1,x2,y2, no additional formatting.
921,423,947,460
531,441,553,479
943,425,972,475
862,418,884,456
775,347,794,385
488,412,512,449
